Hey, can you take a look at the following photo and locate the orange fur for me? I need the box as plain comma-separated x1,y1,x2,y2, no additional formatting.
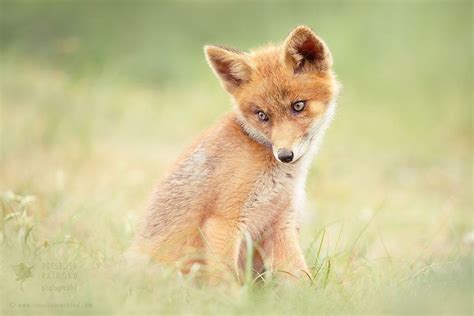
131,26,339,283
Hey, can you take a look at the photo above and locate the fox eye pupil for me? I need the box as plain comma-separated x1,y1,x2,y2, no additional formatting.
257,111,269,122
292,101,306,112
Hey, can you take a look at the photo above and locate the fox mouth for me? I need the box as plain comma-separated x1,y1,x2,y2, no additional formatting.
272,147,304,164
272,134,314,164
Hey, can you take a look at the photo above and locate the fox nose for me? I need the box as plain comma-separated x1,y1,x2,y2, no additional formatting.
277,148,294,163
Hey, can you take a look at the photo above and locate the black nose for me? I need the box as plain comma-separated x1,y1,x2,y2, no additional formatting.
277,148,294,163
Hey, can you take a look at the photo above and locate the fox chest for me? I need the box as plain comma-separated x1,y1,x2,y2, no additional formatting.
238,168,299,238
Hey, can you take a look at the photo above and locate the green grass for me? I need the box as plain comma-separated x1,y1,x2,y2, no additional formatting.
1,1,472,315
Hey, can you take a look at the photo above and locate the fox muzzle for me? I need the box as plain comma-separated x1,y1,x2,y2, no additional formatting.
277,148,294,163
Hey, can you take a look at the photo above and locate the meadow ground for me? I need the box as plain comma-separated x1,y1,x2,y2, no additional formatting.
1,1,472,315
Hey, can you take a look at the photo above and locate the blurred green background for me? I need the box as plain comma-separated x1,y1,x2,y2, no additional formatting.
1,1,472,315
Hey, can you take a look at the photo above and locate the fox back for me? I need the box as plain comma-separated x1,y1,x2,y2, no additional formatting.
132,26,339,283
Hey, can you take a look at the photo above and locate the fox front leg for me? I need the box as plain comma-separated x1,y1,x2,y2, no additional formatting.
201,216,242,283
263,221,310,282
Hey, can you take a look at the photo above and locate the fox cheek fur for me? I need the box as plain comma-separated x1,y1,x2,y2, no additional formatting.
131,25,339,282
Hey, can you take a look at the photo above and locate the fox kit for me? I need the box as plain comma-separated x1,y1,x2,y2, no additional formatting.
131,26,339,282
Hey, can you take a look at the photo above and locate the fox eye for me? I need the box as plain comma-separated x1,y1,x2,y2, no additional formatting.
292,100,306,113
257,110,269,122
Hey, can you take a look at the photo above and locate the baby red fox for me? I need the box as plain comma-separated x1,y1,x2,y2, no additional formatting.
131,26,339,282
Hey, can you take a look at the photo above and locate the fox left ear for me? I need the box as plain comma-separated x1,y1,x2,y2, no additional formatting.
283,26,333,73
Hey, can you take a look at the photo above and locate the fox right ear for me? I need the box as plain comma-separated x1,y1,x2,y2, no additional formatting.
204,45,252,93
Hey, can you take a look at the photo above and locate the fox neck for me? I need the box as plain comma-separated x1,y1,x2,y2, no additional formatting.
234,112,272,150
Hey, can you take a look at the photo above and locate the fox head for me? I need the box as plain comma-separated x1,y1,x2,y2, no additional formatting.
205,26,339,164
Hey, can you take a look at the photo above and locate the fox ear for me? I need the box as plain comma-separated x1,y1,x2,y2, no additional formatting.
283,26,333,73
205,45,252,93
